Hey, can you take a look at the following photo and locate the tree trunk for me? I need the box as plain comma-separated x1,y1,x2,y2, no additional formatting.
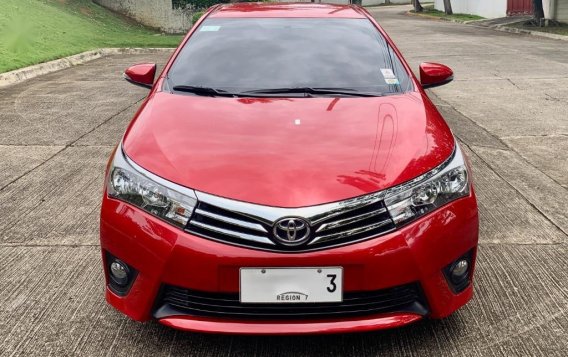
443,0,453,15
412,0,423,12
533,0,545,20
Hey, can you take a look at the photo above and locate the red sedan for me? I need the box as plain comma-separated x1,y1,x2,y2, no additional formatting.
100,3,479,334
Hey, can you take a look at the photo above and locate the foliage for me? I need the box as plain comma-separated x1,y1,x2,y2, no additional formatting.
0,0,183,73
192,11,205,24
411,5,484,21
173,0,258,10
173,0,228,10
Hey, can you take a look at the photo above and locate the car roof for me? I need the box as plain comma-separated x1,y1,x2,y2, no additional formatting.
209,3,368,19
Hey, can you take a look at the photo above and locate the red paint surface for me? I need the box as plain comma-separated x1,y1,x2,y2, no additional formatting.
122,5,454,208
124,63,156,87
101,189,479,330
507,0,533,16
210,3,368,18
159,313,424,335
420,62,454,88
123,93,454,207
100,3,480,334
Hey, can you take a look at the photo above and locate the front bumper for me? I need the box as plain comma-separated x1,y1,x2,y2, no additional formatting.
100,191,478,334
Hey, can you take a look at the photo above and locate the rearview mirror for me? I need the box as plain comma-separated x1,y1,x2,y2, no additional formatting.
419,63,453,89
124,63,157,89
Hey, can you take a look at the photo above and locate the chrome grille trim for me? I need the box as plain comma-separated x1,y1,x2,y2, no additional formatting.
185,191,395,251
194,208,268,233
194,191,386,225
190,221,275,245
316,208,387,233
310,218,394,245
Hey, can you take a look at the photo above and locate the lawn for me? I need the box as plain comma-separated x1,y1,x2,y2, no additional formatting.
0,0,184,73
411,5,484,22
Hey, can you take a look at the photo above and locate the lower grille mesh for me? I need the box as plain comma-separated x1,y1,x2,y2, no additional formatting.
154,283,428,320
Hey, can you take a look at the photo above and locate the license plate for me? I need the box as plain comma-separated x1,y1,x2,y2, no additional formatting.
240,267,343,303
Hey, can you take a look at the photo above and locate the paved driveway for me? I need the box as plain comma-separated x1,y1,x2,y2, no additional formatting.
0,5,566,356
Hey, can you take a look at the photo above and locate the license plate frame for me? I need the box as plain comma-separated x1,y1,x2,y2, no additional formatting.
239,267,343,304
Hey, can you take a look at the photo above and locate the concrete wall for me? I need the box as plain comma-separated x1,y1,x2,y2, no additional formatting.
364,0,411,5
552,0,568,21
93,0,192,33
434,0,568,21
92,0,413,33
434,0,508,19
278,0,410,5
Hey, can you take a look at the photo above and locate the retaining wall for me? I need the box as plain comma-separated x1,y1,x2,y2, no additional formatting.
92,0,412,34
93,0,192,33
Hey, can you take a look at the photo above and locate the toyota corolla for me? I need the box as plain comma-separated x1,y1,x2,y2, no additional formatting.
100,3,479,334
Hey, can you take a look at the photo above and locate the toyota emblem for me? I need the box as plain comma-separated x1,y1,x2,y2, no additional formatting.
273,217,311,246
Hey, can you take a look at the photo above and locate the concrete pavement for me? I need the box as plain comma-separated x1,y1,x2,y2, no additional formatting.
1,5,567,356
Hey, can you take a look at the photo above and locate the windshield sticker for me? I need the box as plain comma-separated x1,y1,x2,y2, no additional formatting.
200,25,221,32
380,68,396,79
381,69,398,84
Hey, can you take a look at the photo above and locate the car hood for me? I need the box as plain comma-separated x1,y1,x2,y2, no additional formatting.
123,92,454,208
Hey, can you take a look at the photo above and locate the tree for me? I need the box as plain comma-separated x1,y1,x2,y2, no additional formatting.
443,0,453,15
412,0,423,13
533,0,545,23
526,0,549,26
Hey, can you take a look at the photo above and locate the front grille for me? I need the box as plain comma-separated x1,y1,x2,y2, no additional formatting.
188,202,274,246
185,192,396,252
154,283,428,320
311,201,394,246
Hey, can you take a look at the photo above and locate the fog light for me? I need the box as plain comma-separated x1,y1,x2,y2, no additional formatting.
443,250,474,293
109,259,130,286
450,259,469,282
105,252,137,296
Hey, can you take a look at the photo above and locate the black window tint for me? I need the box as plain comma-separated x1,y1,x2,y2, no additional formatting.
168,18,412,94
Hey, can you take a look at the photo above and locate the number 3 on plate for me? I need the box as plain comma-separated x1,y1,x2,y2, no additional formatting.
327,274,337,293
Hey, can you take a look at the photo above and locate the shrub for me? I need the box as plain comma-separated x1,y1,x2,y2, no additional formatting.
173,1,224,10
192,11,205,23
173,1,241,10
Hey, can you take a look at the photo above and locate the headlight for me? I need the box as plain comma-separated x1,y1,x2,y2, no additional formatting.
107,145,197,228
385,142,470,226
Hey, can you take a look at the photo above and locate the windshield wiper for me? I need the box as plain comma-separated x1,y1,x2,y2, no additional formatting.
172,85,236,97
172,85,384,98
241,87,383,97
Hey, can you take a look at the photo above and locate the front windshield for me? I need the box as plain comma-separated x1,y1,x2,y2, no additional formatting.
168,18,412,95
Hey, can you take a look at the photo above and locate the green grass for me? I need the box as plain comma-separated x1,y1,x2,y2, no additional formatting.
411,5,484,22
0,0,184,73
507,21,568,36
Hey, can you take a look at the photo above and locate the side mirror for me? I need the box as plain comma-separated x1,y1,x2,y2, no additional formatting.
419,63,453,89
123,63,157,89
